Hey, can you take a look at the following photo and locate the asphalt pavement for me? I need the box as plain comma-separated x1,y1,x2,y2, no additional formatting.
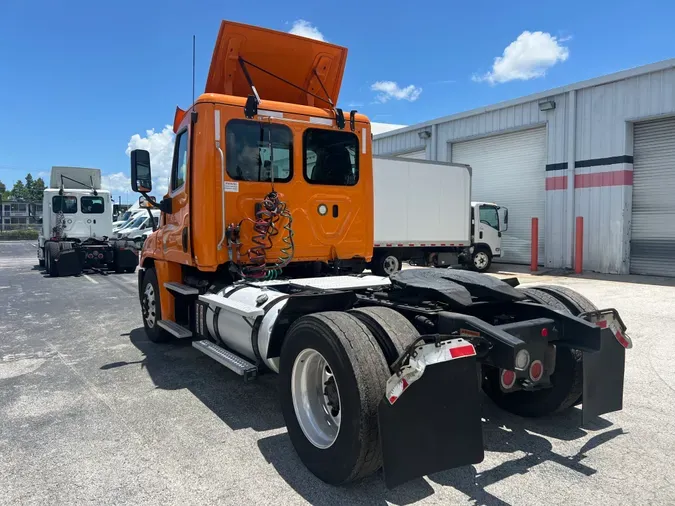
1,240,674,505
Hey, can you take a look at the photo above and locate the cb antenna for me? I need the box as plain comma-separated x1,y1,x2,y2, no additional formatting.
191,35,197,124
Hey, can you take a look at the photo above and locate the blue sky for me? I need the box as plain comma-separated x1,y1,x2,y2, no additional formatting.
1,0,674,201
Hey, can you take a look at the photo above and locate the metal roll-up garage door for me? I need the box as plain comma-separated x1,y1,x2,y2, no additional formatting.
452,128,546,264
397,150,426,160
631,117,675,276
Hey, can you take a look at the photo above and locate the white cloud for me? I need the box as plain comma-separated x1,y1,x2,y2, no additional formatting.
125,125,175,197
101,172,132,195
371,122,407,135
289,20,325,41
473,31,569,84
371,81,422,103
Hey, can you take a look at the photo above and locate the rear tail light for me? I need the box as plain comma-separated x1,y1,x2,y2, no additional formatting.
87,253,93,259
98,253,104,259
500,369,516,390
529,360,544,382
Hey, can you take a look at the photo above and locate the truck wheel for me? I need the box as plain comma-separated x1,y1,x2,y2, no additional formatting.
348,306,420,366
371,252,402,277
482,287,583,417
471,248,492,272
46,243,59,277
532,285,599,406
279,312,390,485
140,268,170,343
531,285,598,315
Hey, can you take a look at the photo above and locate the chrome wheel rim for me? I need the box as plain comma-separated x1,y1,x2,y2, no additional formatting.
291,348,341,449
143,283,157,328
474,252,488,270
383,255,400,276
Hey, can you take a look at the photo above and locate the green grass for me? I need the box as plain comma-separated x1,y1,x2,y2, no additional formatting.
0,229,39,240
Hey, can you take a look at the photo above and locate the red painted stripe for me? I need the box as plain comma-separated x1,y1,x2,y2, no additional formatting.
546,176,568,190
596,320,608,328
449,344,476,359
575,170,633,189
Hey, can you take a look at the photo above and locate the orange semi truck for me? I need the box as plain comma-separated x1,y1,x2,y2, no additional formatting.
130,21,632,488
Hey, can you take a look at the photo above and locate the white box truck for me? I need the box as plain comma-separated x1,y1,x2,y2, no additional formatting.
38,166,139,277
370,156,508,275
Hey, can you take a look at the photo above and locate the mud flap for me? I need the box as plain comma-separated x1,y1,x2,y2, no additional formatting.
55,249,82,276
581,310,630,425
378,339,484,488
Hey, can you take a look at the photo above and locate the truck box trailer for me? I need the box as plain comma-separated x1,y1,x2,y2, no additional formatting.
128,20,631,488
370,156,507,275
38,166,139,277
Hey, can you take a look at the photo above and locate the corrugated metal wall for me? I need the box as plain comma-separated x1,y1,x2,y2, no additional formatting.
373,64,675,275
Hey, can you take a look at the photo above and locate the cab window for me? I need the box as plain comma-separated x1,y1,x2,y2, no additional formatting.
479,206,499,230
304,129,359,186
81,196,105,214
226,120,293,182
52,196,77,214
171,130,188,191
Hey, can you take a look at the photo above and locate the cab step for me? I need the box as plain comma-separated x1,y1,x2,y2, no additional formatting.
164,282,200,296
192,340,258,381
157,320,193,339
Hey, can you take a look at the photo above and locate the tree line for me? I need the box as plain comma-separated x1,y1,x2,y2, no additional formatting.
0,174,46,202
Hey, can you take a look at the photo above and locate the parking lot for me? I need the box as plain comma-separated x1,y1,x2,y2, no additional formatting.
1,239,675,505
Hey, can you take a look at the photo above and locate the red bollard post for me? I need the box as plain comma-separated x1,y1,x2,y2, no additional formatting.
530,217,538,272
575,216,584,274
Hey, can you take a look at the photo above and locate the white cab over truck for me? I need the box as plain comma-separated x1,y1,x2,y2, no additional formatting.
370,156,508,275
37,166,139,277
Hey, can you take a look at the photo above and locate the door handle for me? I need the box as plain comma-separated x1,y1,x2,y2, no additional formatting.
182,228,188,253
332,205,338,218
479,231,483,240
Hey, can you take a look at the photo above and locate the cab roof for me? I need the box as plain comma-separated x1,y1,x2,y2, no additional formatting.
205,20,347,108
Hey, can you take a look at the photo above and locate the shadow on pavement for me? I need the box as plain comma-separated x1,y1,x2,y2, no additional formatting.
101,327,285,432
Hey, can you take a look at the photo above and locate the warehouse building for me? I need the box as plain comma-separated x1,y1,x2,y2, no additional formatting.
373,59,675,276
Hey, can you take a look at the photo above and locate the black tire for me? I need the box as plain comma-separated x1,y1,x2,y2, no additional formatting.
279,311,390,485
532,285,598,315
348,306,420,366
46,242,59,277
371,251,402,277
482,286,583,417
533,285,599,406
140,268,170,343
470,248,492,273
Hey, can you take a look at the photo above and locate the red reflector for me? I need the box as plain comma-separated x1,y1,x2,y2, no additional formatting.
87,254,93,259
500,369,516,389
449,344,476,359
98,254,104,259
596,320,608,328
529,360,544,382
614,330,631,349
541,327,548,337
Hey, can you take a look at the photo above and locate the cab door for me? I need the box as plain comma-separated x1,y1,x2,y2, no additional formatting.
162,128,192,264
477,205,501,256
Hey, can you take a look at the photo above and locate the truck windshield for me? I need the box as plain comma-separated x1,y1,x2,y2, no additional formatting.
304,129,359,186
52,196,77,214
81,196,105,214
226,120,293,182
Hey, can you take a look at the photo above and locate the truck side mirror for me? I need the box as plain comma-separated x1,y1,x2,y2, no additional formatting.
131,149,152,192
498,208,509,232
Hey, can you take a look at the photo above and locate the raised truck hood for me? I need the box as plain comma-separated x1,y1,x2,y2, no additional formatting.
205,20,348,108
